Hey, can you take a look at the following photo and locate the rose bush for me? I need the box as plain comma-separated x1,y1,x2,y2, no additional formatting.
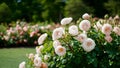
0,21,55,47
19,13,120,68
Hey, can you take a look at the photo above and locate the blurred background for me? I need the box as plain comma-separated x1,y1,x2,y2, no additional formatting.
0,0,120,23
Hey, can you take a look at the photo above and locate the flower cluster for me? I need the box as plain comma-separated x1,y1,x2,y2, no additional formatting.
19,33,48,68
0,21,53,47
19,13,120,68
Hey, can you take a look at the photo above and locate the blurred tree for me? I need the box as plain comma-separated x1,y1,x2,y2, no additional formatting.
0,0,43,22
40,0,65,22
0,2,11,23
104,0,120,16
0,0,65,23
13,0,43,22
83,0,108,17
1,0,119,23
64,0,94,21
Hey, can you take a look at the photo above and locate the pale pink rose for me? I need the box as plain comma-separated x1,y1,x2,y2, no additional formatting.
6,30,11,35
40,26,45,30
9,27,16,34
38,33,48,45
20,31,24,35
34,57,42,67
105,35,112,43
79,20,91,31
37,33,41,37
28,53,34,60
102,23,112,35
23,26,29,32
36,47,40,54
109,17,113,21
19,61,26,68
3,36,9,41
55,46,66,56
74,33,87,43
113,27,120,36
23,39,27,43
69,25,79,36
41,62,48,68
30,31,36,37
36,45,44,54
16,25,22,31
114,15,119,20
53,40,61,48
61,17,73,25
52,27,65,40
34,41,38,45
82,38,96,52
7,28,16,35
82,13,90,20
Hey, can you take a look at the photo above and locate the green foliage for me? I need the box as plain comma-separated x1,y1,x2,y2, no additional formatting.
65,0,94,21
12,0,43,22
40,0,65,22
104,0,120,16
83,0,108,17
0,2,11,23
1,0,120,22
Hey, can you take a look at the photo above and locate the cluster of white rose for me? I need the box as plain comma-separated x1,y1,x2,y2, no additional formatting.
94,16,120,43
19,33,48,68
19,13,120,68
52,13,96,54
19,13,96,68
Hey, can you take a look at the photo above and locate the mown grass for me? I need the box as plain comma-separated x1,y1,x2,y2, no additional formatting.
0,47,35,68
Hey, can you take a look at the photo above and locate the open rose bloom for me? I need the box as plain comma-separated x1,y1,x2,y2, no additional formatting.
82,38,96,52
69,25,79,36
113,26,120,36
102,23,112,35
55,46,66,56
79,20,91,31
74,33,87,43
105,35,113,43
82,13,90,20
52,27,65,40
60,17,73,25
34,57,42,68
38,33,48,45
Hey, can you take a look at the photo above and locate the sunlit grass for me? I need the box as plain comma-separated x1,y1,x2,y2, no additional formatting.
0,47,35,68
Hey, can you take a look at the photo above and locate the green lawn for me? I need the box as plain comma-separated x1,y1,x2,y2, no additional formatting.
0,47,35,68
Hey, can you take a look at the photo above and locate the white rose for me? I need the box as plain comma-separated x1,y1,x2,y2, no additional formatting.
61,17,73,25
69,25,79,36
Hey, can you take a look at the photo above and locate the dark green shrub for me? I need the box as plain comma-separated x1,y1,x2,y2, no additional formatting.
0,2,11,23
